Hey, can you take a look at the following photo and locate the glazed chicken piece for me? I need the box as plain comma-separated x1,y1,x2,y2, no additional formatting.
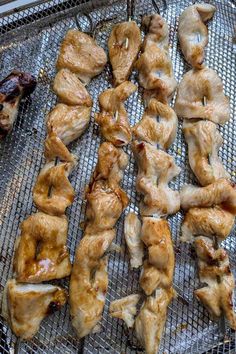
57,29,107,85
13,212,71,283
124,213,144,269
33,161,75,216
46,103,91,146
140,217,175,295
135,287,175,354
44,131,76,163
2,279,67,339
178,4,216,68
174,68,230,124
133,98,177,149
181,207,235,243
70,229,115,338
53,68,92,106
95,81,137,146
109,294,140,328
133,141,181,217
108,21,141,86
180,178,236,214
0,71,36,138
183,120,229,186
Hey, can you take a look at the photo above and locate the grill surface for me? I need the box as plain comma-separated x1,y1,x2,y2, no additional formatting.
0,0,235,353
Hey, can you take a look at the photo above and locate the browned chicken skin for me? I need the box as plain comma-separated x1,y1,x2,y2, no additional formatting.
44,131,76,163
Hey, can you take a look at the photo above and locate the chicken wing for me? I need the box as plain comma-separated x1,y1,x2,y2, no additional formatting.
53,68,92,106
44,131,76,163
2,279,67,339
46,103,91,145
33,161,75,216
178,4,216,68
124,213,144,268
180,179,236,214
13,212,71,283
95,81,137,146
133,98,177,149
183,120,229,186
0,71,36,138
181,207,234,243
57,29,107,85
133,141,181,217
109,294,140,328
174,68,230,124
108,21,141,86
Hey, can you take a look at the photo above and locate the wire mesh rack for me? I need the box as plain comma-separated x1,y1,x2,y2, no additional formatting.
0,0,235,353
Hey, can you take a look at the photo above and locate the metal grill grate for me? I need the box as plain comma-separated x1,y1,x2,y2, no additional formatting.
0,0,235,353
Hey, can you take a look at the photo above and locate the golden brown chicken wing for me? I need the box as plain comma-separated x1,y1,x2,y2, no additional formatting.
108,21,141,86
174,68,230,124
124,213,143,269
2,279,67,339
178,4,216,68
57,29,107,85
95,81,137,146
109,294,140,328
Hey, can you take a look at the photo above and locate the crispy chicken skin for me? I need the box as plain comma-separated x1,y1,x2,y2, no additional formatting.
57,30,107,85
0,71,36,138
44,131,76,163
178,4,215,68
135,288,175,354
132,141,180,217
183,120,229,186
133,98,177,149
2,279,67,339
108,21,141,86
46,103,91,145
174,68,230,124
13,212,71,283
124,213,144,269
109,294,140,328
53,68,92,106
181,207,235,243
95,81,137,146
33,161,75,216
180,179,236,214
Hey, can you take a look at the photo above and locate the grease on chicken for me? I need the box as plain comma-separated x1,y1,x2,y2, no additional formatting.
174,68,230,124
2,279,67,339
124,213,144,268
183,120,229,186
33,161,75,216
95,81,137,146
108,21,141,86
57,29,107,85
133,98,177,149
178,4,216,68
44,131,76,163
133,141,181,217
109,294,140,328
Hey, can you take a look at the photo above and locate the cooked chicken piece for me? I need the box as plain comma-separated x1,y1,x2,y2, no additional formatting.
33,161,75,216
109,294,140,328
2,279,67,339
142,14,169,52
57,29,107,85
135,287,175,354
70,229,115,338
53,68,92,106
46,103,91,145
194,236,227,268
13,212,71,283
180,179,236,214
95,81,137,146
181,207,235,243
0,71,36,138
133,98,177,149
44,131,76,163
133,141,180,217
178,4,216,68
108,21,141,86
124,213,143,268
174,68,230,124
183,120,229,186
